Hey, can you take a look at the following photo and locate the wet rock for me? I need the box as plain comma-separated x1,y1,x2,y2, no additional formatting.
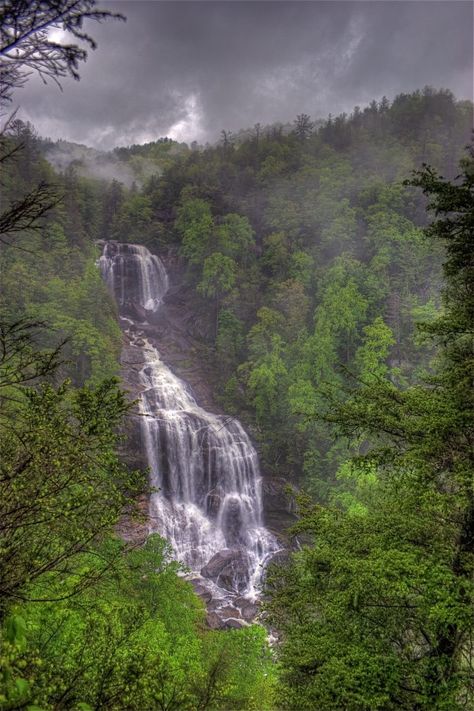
206,598,224,612
235,597,259,621
191,583,213,604
218,563,249,594
261,476,297,536
134,338,146,347
201,549,250,594
206,611,224,629
205,490,221,517
267,549,291,567
201,549,236,578
224,618,246,629
121,344,148,368
115,494,149,545
218,606,242,619
219,497,244,546
129,302,148,322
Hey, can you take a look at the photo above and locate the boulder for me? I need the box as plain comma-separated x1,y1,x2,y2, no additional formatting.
206,611,224,630
201,549,250,594
224,618,246,629
218,606,242,619
234,596,259,621
123,302,148,322
201,549,235,579
191,583,213,604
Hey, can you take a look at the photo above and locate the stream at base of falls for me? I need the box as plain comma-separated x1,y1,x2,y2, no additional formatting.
99,241,279,627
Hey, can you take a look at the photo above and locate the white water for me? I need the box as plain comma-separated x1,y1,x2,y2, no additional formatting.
100,241,278,598
100,241,169,312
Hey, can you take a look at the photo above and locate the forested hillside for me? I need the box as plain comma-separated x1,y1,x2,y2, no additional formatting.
13,88,471,500
1,3,473,706
0,4,275,708
117,88,471,499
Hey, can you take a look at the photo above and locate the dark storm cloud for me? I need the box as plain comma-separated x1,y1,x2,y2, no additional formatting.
16,1,473,149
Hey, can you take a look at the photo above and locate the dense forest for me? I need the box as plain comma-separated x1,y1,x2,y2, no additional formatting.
1,2,474,709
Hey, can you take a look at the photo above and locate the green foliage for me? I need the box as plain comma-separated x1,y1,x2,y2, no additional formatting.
0,125,122,386
2,88,472,710
261,232,290,279
355,316,395,381
267,478,467,710
216,309,245,378
175,196,214,264
112,194,153,242
0,537,275,710
0,324,138,609
288,250,314,288
148,88,471,487
0,320,274,710
248,336,288,425
215,213,255,259
266,153,474,709
198,252,237,299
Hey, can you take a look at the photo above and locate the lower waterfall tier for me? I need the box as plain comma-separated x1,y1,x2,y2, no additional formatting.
140,340,278,598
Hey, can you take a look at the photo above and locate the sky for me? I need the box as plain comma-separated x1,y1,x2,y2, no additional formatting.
16,0,474,150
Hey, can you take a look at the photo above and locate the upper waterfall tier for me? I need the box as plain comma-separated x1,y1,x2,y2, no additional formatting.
100,241,168,314
100,241,278,599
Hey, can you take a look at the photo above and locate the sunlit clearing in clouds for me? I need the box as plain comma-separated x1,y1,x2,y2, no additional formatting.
168,93,205,144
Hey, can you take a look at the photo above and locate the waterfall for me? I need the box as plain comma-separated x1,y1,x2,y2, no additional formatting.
100,241,168,314
100,241,278,601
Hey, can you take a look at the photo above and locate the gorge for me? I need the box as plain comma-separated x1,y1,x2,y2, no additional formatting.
99,241,280,623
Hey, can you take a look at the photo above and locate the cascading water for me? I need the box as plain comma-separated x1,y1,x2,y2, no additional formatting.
100,241,278,608
100,242,169,313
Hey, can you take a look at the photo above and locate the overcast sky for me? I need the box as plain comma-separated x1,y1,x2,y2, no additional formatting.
17,1,474,150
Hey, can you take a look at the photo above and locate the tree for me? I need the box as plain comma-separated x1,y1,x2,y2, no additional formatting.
101,178,124,239
220,129,234,152
113,193,153,242
293,113,314,142
175,196,214,265
355,316,395,381
0,0,125,102
248,337,288,425
216,308,245,379
289,250,314,288
311,256,368,380
0,320,138,613
0,123,60,247
0,1,125,246
198,252,236,337
1,532,275,710
0,2,132,611
215,212,255,261
273,278,310,340
266,152,474,709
